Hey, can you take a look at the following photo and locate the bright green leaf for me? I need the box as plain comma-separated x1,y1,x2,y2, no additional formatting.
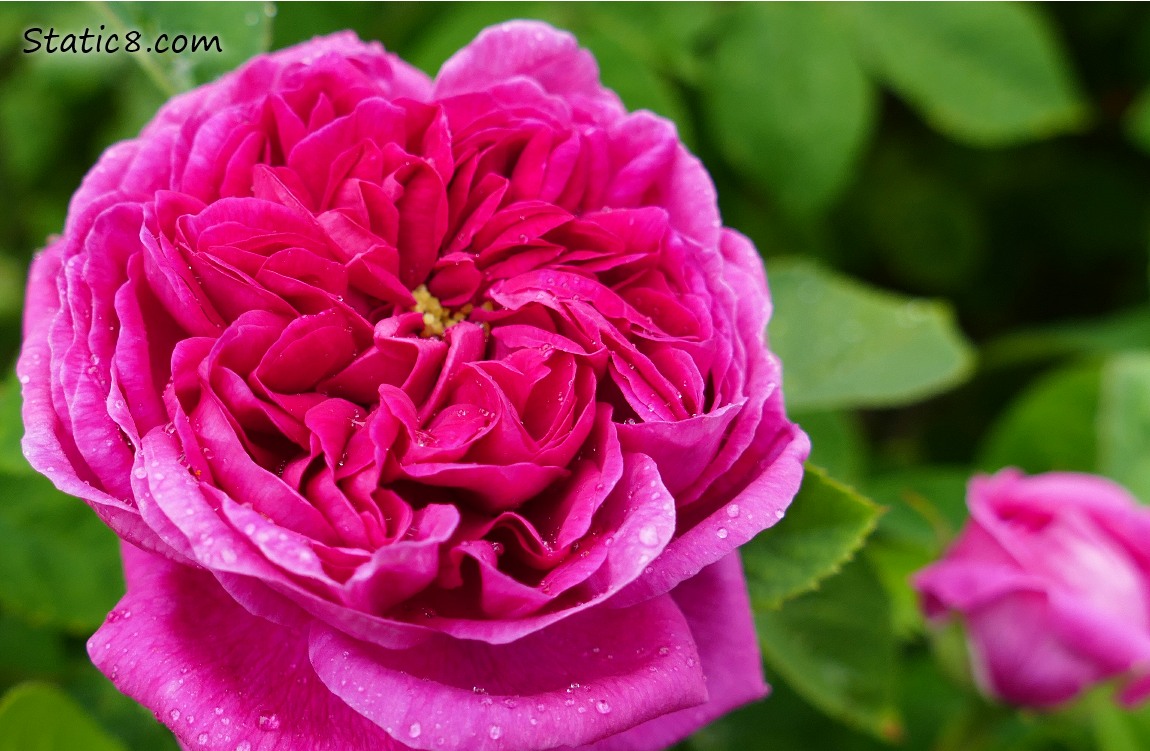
1099,353,1150,503
743,465,881,611
0,472,123,632
768,259,975,411
848,3,1088,145
706,4,875,215
1091,688,1150,751
978,363,1101,475
96,1,274,95
0,682,125,751
756,555,903,742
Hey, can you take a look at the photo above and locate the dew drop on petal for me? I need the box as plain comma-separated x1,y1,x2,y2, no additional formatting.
726,504,740,518
489,725,503,740
638,525,659,546
716,527,728,539
774,509,785,520
169,709,181,722
409,723,422,739
595,700,611,714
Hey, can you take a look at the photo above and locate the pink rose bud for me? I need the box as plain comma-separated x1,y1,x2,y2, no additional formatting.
914,469,1150,708
19,23,808,751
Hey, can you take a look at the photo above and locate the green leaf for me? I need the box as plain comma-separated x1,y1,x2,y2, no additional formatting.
977,363,1101,474
0,682,126,751
96,1,274,95
848,3,1088,145
792,410,867,486
0,472,123,632
755,555,903,742
0,611,67,683
1091,688,1150,751
706,4,875,215
64,667,180,751
768,259,975,411
0,373,34,476
681,673,890,751
981,306,1150,371
862,468,970,638
1099,353,1150,503
743,465,881,611
1125,87,1150,155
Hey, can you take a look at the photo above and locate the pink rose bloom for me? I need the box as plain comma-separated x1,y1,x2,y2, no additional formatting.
914,469,1150,709
20,23,808,751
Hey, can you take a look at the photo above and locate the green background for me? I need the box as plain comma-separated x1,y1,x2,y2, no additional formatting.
2,2,1150,749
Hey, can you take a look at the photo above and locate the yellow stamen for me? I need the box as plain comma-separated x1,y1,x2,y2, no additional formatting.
411,285,493,338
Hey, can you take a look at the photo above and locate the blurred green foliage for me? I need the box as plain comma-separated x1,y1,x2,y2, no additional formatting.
2,2,1150,749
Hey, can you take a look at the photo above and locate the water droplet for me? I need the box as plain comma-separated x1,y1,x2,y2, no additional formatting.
658,647,670,656
489,725,503,740
197,733,209,745
235,743,252,751
168,709,181,722
717,528,728,539
638,525,659,546
726,504,740,518
409,723,422,739
595,700,611,714
133,467,147,479
214,707,224,716
220,548,237,564
258,713,280,731
774,509,785,520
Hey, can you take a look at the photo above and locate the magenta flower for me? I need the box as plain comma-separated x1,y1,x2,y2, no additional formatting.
20,23,808,750
915,469,1150,709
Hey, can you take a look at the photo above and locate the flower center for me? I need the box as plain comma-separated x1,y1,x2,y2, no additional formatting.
412,285,489,338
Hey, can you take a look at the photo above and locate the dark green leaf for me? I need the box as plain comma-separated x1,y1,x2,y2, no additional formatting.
768,259,975,411
743,465,881,611
982,306,1150,371
755,556,903,742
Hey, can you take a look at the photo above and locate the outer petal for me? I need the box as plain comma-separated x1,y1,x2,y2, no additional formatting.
20,242,164,553
88,545,401,751
434,21,615,113
580,553,768,751
308,594,707,751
